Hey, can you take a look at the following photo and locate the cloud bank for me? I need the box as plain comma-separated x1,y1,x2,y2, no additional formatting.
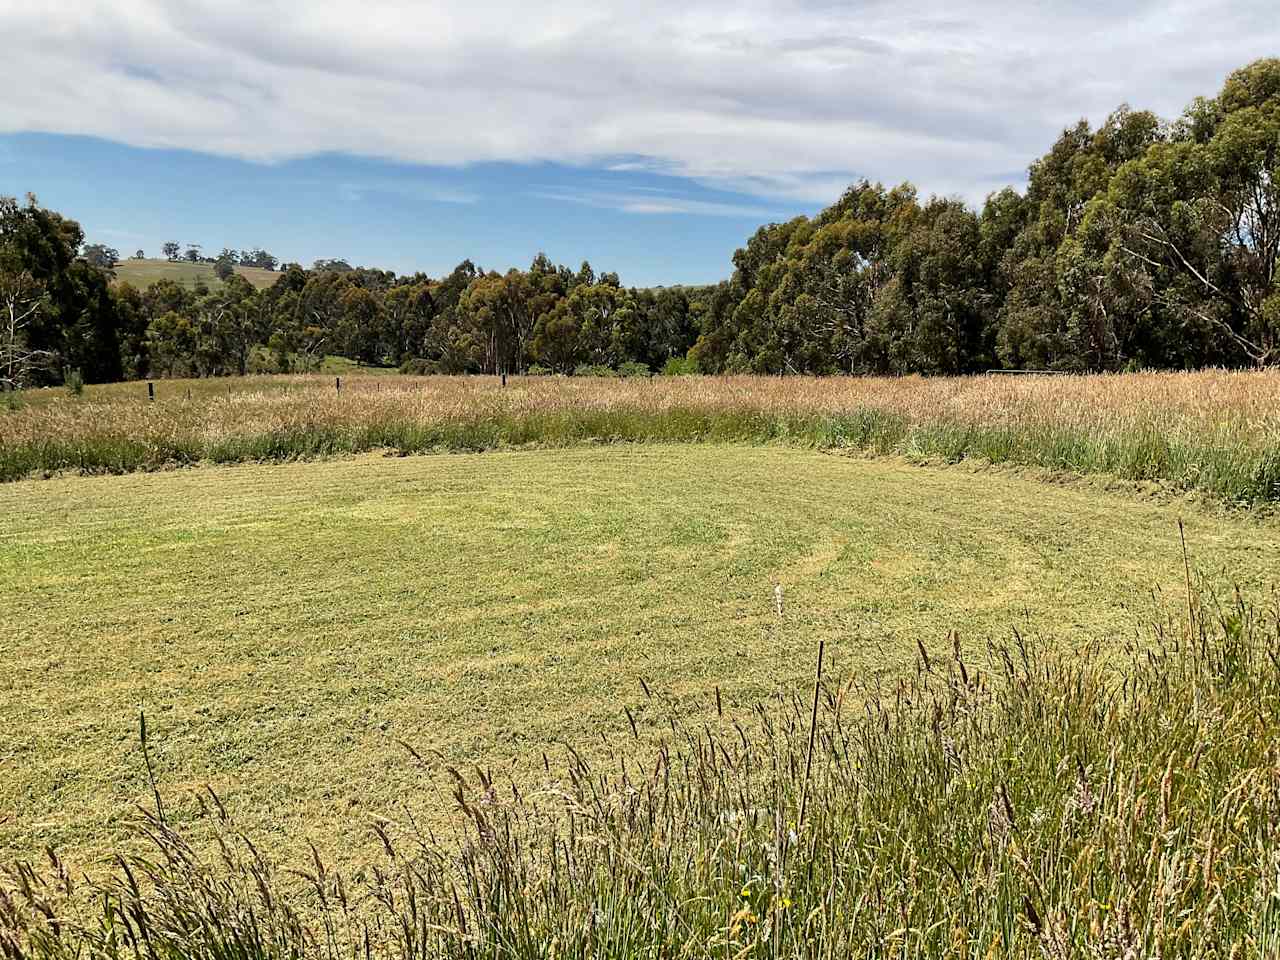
2,0,1276,206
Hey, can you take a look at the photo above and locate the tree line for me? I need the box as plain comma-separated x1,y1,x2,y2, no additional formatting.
694,58,1279,374
2,58,1277,388
75,244,280,274
1,207,704,382
155,243,281,272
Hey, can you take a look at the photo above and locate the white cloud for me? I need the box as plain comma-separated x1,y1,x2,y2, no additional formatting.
336,180,479,205
530,186,775,218
0,0,1276,207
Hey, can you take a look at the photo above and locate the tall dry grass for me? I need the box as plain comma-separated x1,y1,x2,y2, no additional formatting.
3,370,1279,502
3,581,1279,957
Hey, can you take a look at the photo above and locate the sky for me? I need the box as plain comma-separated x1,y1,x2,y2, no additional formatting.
1,1,1277,287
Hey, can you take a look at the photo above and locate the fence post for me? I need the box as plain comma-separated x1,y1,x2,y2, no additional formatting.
335,376,341,394
501,371,507,388
147,382,155,402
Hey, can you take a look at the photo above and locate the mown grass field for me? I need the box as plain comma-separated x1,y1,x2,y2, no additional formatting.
112,258,279,291
2,444,1277,874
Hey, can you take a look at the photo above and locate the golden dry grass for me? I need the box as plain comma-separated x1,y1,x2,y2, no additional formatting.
4,370,1280,502
112,258,280,292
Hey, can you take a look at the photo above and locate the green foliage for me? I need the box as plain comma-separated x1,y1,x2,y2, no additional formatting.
616,360,650,377
1082,59,1280,367
398,357,445,375
689,61,1279,375
212,256,235,281
572,362,617,377
144,275,264,377
661,355,697,375
79,243,118,270
1,195,125,388
62,366,83,396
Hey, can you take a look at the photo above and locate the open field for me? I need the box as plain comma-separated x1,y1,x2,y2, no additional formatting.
3,369,1280,504
112,258,280,291
2,444,1278,876
6,360,395,410
4,369,1280,953
8,589,1277,956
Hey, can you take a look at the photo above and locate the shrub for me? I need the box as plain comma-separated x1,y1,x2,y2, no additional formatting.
245,346,281,375
398,357,443,375
572,363,617,377
616,361,651,378
661,355,698,375
62,367,84,397
525,364,552,376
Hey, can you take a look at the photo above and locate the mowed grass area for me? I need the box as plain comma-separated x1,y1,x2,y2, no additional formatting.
112,258,280,292
1,445,1276,872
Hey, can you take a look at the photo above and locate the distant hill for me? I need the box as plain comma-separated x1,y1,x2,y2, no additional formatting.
113,258,280,292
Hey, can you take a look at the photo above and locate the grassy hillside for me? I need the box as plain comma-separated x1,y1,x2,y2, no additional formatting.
1,445,1276,871
113,257,280,291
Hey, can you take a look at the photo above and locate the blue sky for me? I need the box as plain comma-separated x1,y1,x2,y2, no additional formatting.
1,133,796,285
1,1,1277,287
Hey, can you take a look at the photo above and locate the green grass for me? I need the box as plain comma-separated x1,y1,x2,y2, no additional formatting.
5,535,1279,957
1,445,1277,877
313,355,400,376
112,258,279,292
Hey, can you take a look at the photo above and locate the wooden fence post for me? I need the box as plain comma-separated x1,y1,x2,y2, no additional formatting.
147,382,155,402
335,376,341,394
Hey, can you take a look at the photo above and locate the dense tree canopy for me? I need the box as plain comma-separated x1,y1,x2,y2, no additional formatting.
1,194,122,386
2,59,1277,387
691,60,1280,375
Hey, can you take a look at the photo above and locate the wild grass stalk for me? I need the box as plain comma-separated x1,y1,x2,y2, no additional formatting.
2,371,1278,504
4,583,1279,958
